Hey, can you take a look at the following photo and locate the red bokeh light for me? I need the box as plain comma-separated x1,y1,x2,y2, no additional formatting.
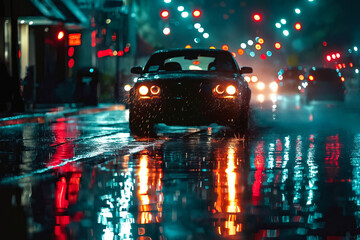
253,13,261,21
68,58,74,68
274,42,281,50
68,47,74,57
193,10,201,17
57,31,64,40
161,10,169,18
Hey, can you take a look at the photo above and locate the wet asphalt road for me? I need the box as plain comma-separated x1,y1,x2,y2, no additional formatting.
1,92,360,240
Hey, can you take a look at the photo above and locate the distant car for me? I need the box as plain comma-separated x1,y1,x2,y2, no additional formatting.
303,68,346,103
244,75,278,103
129,49,252,137
277,67,305,94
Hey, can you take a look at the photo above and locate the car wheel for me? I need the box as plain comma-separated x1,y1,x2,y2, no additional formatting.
129,107,155,137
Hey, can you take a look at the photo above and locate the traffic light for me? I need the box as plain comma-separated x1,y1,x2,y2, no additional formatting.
253,13,262,22
222,45,229,51
192,9,201,18
294,22,302,30
161,10,169,19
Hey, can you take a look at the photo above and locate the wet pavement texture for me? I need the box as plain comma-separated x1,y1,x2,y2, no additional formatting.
1,93,360,239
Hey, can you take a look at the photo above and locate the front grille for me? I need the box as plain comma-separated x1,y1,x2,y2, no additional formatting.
159,79,210,99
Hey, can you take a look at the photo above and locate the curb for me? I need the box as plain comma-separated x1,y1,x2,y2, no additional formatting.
0,104,125,127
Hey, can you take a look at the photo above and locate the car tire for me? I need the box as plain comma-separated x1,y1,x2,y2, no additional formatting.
129,107,155,137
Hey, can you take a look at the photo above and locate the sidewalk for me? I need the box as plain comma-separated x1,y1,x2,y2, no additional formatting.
0,104,126,127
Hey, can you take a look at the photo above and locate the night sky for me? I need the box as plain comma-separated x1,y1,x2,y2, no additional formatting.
148,0,360,66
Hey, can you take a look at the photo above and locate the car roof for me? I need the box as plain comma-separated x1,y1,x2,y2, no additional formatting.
152,48,230,55
309,67,337,73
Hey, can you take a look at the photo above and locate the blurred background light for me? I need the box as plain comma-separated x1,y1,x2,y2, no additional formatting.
222,45,229,51
163,27,171,35
193,10,201,18
253,13,262,22
161,10,169,18
181,11,189,18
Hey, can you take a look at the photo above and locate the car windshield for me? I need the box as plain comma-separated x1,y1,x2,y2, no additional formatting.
143,51,238,73
309,69,340,82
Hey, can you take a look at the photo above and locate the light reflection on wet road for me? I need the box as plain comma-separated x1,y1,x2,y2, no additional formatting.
1,93,360,239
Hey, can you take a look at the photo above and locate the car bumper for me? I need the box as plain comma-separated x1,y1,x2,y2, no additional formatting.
131,96,243,126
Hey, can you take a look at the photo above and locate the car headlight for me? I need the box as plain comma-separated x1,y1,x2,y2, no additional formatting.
215,84,225,94
150,85,160,95
256,82,265,90
139,85,149,95
257,94,265,103
269,81,278,92
226,85,236,95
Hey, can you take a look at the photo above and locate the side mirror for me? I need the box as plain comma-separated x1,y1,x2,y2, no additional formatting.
240,67,253,74
131,66,143,74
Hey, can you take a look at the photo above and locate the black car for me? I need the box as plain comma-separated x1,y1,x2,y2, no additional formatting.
277,67,305,94
303,68,346,103
129,49,252,137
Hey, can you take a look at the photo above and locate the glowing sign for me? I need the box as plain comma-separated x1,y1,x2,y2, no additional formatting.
68,33,81,46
